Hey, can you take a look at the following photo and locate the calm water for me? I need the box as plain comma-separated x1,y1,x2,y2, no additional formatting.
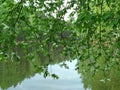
0,53,120,90
0,60,85,90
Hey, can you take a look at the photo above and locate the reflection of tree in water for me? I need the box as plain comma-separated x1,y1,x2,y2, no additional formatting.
0,60,34,90
0,46,70,90
76,56,120,90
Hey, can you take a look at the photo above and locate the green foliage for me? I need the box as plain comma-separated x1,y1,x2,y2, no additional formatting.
0,0,120,80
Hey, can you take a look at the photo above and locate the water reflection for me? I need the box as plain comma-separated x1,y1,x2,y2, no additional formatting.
0,47,120,90
0,60,36,90
0,59,84,90
77,59,120,90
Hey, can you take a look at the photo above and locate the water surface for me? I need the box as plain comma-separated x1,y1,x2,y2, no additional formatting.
0,60,84,90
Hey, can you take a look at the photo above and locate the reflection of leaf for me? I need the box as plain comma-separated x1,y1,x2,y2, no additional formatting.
60,63,69,69
43,70,50,78
34,65,44,73
51,74,59,79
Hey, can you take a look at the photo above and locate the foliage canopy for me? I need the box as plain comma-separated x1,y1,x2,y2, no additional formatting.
0,0,120,74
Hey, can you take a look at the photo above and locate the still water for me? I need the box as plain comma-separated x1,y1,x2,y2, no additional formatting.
0,60,85,90
0,53,120,90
